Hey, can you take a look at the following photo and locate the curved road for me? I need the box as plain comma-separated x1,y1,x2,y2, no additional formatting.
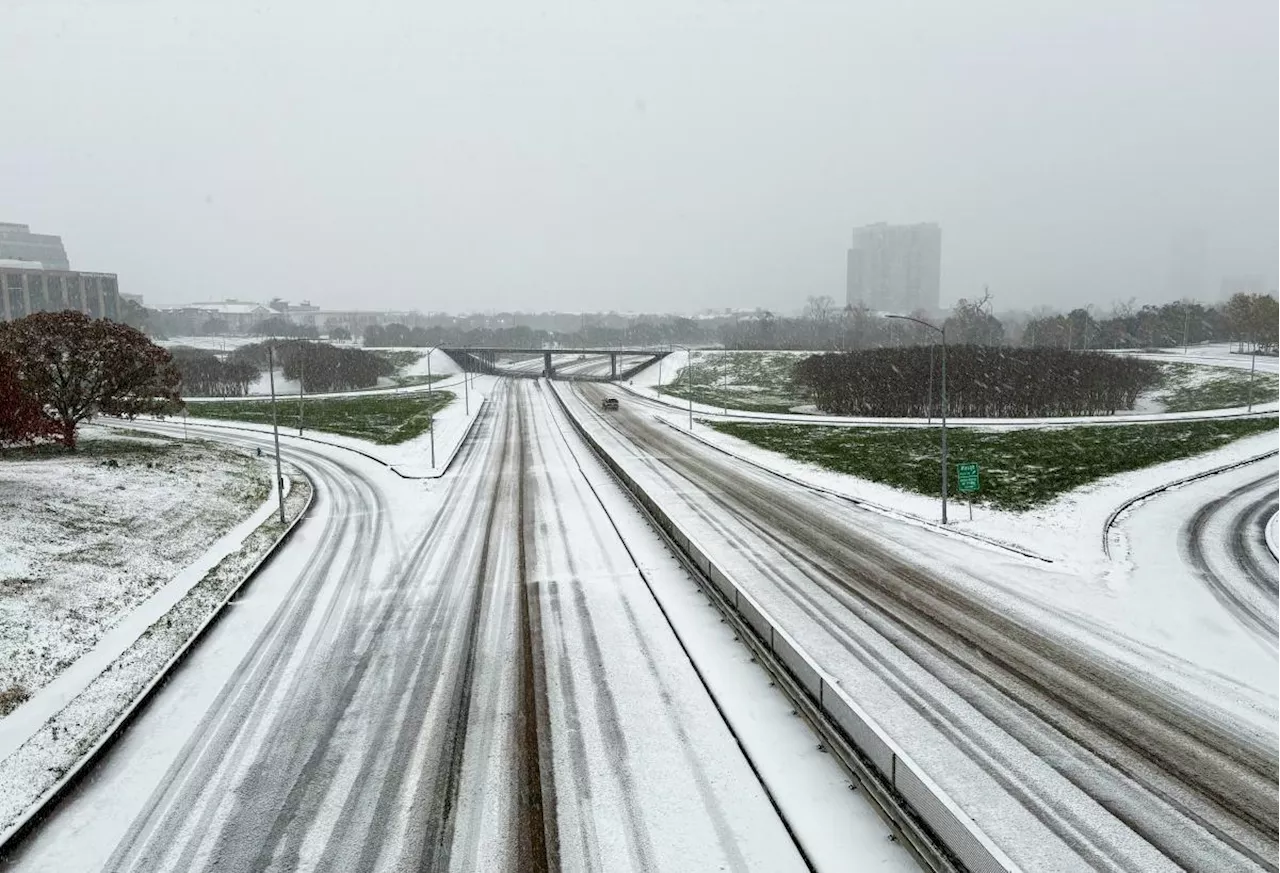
5,382,807,872
1183,474,1280,643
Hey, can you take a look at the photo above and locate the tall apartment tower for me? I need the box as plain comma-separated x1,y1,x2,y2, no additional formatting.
846,222,941,313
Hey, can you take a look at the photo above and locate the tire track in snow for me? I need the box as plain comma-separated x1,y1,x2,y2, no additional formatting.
1184,475,1279,643
570,382,1279,872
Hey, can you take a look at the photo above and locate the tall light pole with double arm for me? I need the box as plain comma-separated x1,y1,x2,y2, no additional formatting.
885,314,948,524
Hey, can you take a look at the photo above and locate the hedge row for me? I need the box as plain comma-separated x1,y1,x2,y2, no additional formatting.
793,346,1162,417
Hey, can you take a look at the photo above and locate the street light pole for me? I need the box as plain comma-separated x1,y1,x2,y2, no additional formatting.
885,314,948,524
722,347,728,416
1248,348,1257,412
427,348,436,468
267,344,287,524
939,326,948,525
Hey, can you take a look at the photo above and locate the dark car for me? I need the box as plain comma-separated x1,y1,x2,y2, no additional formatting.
602,397,619,411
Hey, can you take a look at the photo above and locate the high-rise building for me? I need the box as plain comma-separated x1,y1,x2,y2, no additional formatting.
0,222,71,270
846,222,941,313
1166,227,1207,301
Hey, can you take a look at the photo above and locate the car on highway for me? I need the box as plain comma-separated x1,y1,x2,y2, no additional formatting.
602,397,619,411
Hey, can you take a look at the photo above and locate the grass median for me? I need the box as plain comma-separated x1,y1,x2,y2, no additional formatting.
185,391,454,445
710,417,1279,512
1156,362,1278,413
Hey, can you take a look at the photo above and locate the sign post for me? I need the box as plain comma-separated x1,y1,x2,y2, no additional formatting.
957,462,979,521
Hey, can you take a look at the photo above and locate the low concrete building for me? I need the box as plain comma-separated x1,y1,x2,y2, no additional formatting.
0,264,121,322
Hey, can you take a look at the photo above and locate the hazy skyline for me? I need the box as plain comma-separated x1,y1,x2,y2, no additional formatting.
2,0,1275,315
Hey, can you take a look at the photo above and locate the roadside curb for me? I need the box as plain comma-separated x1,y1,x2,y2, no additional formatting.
0,472,316,855
549,381,1020,873
653,417,1054,564
1101,450,1280,557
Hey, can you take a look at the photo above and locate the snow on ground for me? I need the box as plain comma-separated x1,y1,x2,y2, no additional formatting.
659,413,1279,717
623,350,1280,425
0,427,273,710
182,373,497,477
681,417,1277,569
1123,343,1280,373
0,470,311,840
156,336,262,353
1105,462,1278,691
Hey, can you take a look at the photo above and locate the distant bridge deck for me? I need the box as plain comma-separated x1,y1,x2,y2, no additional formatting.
441,347,669,382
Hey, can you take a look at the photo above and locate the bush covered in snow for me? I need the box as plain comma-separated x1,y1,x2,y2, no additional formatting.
794,346,1162,417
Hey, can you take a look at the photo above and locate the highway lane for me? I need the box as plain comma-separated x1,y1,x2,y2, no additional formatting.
6,382,805,872
563,381,1280,872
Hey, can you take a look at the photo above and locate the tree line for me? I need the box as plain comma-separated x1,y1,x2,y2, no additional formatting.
362,318,712,350
720,291,1280,354
171,341,396,396
793,347,1163,418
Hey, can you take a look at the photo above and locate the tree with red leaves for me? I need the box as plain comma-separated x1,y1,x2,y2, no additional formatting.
0,311,183,449
0,351,57,446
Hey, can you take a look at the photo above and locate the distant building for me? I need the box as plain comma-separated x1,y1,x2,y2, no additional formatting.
846,222,941,314
1167,227,1207,301
1,264,120,322
0,222,71,271
151,300,274,333
1218,275,1270,301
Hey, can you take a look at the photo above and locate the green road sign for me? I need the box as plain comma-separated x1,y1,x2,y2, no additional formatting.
957,462,980,493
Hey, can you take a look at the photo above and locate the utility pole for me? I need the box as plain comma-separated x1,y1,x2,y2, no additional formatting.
1182,304,1191,355
267,344,287,524
462,355,469,416
427,348,436,468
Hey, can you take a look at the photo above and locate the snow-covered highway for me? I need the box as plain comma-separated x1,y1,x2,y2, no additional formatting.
561,381,1279,871
4,382,874,872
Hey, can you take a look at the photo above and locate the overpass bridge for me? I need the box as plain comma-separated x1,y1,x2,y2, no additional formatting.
441,347,670,382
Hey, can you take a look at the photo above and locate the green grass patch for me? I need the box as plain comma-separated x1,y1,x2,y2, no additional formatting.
711,417,1279,512
661,351,810,413
1156,362,1278,413
186,392,454,445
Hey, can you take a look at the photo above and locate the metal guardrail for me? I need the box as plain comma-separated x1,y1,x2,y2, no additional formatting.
548,382,1020,873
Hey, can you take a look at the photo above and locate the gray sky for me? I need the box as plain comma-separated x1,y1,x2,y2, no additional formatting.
2,0,1275,314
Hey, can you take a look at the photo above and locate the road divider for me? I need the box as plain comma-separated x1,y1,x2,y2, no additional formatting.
549,381,1019,873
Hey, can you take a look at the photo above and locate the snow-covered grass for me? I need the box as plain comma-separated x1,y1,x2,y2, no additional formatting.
661,350,810,413
185,391,454,445
1155,362,1279,412
710,417,1279,511
0,473,311,839
0,428,271,713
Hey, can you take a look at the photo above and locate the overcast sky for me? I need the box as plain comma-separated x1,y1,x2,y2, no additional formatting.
2,1,1275,314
